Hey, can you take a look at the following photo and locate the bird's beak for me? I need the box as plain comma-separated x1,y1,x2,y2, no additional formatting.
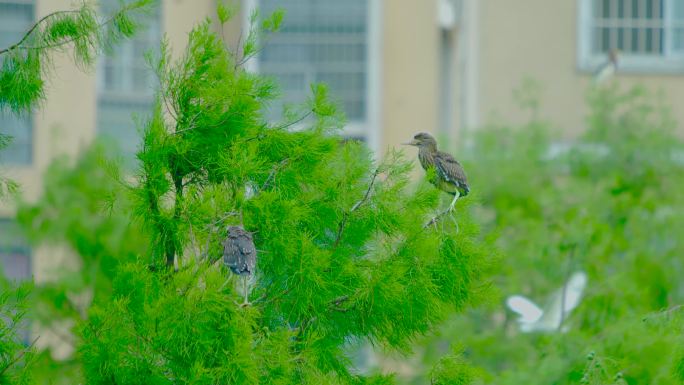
402,139,419,146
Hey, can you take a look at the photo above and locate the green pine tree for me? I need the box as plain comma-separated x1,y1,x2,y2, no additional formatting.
66,7,494,385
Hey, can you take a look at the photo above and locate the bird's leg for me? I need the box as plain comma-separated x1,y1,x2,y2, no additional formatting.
242,276,250,306
218,270,233,292
449,213,460,232
448,191,460,212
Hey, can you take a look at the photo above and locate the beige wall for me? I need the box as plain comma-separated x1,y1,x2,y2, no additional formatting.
478,0,684,136
380,0,442,152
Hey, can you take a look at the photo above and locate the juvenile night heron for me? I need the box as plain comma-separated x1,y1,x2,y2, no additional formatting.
403,132,469,211
593,49,619,84
222,225,257,304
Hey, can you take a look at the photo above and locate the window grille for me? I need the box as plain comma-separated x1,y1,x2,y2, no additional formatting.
257,0,370,139
579,0,684,72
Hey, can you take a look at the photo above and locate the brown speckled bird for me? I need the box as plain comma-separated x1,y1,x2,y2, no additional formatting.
403,132,469,211
222,225,257,304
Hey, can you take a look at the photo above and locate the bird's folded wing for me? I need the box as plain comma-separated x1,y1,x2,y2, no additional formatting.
434,153,467,187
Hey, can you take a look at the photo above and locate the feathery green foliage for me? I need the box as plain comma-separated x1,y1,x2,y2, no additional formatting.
429,348,481,385
0,0,156,113
76,10,492,385
0,279,34,385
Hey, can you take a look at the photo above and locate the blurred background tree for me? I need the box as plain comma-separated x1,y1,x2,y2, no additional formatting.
0,1,155,383
395,83,684,384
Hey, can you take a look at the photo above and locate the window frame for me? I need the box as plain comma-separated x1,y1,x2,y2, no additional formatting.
577,0,684,74
243,0,382,153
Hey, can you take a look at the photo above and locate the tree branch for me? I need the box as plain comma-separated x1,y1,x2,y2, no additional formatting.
270,110,314,131
261,159,289,190
423,207,452,229
328,294,356,312
0,337,38,377
0,10,79,55
333,168,380,247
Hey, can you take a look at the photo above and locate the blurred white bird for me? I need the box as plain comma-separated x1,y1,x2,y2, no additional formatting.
593,49,619,85
506,271,588,333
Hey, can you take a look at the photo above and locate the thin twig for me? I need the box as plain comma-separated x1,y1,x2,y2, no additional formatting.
423,208,451,229
0,8,130,54
0,337,39,377
558,244,577,331
333,168,380,247
327,294,357,312
208,211,240,229
233,28,244,71
235,44,266,68
271,110,314,131
154,70,178,122
256,287,291,306
0,10,79,55
188,221,199,259
261,159,289,190
643,304,684,322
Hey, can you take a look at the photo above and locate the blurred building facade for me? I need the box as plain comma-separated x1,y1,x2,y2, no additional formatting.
476,0,684,131
2,0,684,284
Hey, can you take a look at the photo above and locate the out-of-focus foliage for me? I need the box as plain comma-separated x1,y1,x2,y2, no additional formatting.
11,144,148,383
17,143,149,325
408,83,684,384
0,133,17,199
429,348,482,385
0,279,34,385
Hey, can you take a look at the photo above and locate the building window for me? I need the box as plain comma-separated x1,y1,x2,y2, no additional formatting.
0,1,34,165
254,0,375,141
0,220,31,281
0,219,31,344
97,3,161,159
578,0,684,73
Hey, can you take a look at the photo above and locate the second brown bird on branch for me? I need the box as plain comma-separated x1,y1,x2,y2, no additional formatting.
222,225,257,304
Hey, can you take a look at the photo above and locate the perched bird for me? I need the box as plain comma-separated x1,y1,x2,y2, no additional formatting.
593,49,619,85
403,132,469,211
222,225,257,304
